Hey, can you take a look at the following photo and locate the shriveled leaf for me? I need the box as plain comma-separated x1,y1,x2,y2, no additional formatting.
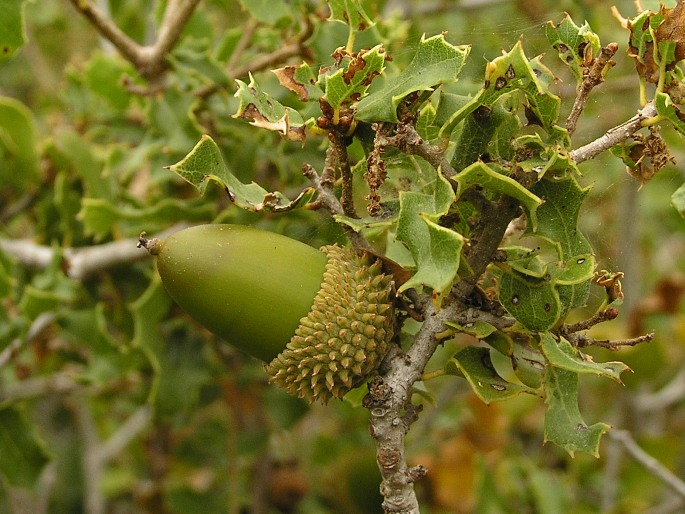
499,271,562,332
540,333,630,384
453,161,543,230
545,14,601,82
234,75,306,142
356,34,469,122
167,135,315,212
544,366,610,456
445,346,534,403
273,62,321,102
327,0,375,31
0,0,27,62
322,45,386,109
0,405,51,489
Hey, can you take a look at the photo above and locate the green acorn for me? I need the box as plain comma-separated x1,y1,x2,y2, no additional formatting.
140,224,395,404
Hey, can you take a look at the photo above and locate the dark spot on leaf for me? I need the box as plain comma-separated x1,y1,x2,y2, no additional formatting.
472,105,492,124
495,77,508,90
505,64,516,80
566,54,574,63
483,79,490,89
576,423,588,432
578,41,588,57
480,354,496,372
511,294,520,306
532,68,542,77
2,46,9,54
544,303,551,313
558,43,569,53
577,257,586,264
491,383,507,391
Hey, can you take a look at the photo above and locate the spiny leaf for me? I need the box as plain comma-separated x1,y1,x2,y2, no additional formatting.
273,62,321,102
445,346,535,403
545,14,601,82
655,91,685,135
166,135,315,212
234,74,306,142
356,34,470,123
322,45,386,110
540,333,631,384
395,164,463,296
453,161,543,229
544,366,610,457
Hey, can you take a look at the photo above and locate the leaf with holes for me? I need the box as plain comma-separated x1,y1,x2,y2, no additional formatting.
166,135,315,212
545,14,601,82
544,366,610,457
327,0,375,31
540,333,631,384
445,346,534,403
356,34,469,123
499,271,562,332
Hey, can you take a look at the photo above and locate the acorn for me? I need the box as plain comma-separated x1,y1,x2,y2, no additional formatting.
139,224,395,404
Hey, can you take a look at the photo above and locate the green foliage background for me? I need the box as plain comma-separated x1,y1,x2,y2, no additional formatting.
1,0,685,513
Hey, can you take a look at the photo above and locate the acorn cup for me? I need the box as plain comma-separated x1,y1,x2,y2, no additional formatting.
139,224,395,404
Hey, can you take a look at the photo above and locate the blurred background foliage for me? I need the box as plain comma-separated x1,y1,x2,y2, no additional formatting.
1,0,685,513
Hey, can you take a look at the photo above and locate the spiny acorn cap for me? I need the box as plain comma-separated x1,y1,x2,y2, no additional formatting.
265,244,394,404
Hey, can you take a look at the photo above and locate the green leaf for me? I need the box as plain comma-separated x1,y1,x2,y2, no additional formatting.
544,366,610,457
540,333,631,384
444,320,498,339
529,176,592,259
0,95,39,191
445,346,534,403
500,246,548,278
233,75,306,142
322,45,386,109
545,14,601,82
453,162,543,230
548,253,596,286
238,0,293,25
167,135,315,212
0,0,28,62
395,165,464,296
0,405,51,489
671,182,685,216
78,197,215,240
499,271,562,332
356,34,470,122
327,0,375,31
655,91,685,135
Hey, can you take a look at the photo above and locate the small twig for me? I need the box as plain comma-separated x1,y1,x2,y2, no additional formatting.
559,307,619,336
566,43,618,136
609,429,685,500
570,101,658,165
569,332,654,349
226,18,258,74
302,164,371,251
330,132,359,218
97,405,153,463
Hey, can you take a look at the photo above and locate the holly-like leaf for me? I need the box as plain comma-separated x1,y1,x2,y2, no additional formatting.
499,271,562,332
234,75,306,142
529,176,592,259
0,0,27,62
0,405,51,489
545,14,601,83
540,333,631,384
327,0,375,31
453,161,543,230
322,45,386,110
445,346,534,403
500,246,548,278
548,253,596,286
356,34,470,122
544,366,610,457
395,165,464,296
166,135,315,212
